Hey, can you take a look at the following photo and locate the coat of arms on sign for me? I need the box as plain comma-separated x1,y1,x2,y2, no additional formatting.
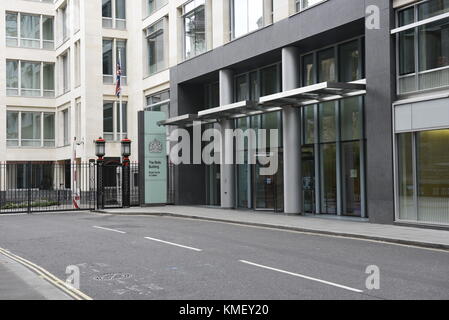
149,139,163,153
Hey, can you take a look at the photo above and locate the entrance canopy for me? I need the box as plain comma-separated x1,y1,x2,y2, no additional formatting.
157,114,198,127
159,80,366,126
260,81,366,108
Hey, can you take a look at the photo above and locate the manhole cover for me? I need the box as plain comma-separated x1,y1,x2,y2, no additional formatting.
94,273,132,281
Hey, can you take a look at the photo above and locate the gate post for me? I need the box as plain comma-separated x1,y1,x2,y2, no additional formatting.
95,137,106,210
27,162,32,214
121,138,132,208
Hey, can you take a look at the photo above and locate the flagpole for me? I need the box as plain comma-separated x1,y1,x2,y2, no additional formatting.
118,50,123,142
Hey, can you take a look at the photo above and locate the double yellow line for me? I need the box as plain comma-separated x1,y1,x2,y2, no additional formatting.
0,247,92,300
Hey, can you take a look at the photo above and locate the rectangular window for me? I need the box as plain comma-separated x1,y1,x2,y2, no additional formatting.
147,0,168,17
146,90,170,118
396,1,449,94
6,60,55,97
6,111,55,148
146,19,166,75
302,54,315,86
232,0,268,39
317,48,336,83
102,0,126,29
103,39,127,84
339,40,361,82
7,112,19,147
62,109,70,146
103,101,128,141
62,52,70,93
397,129,449,225
21,112,41,147
297,0,326,12
183,0,206,59
6,12,54,49
21,61,41,97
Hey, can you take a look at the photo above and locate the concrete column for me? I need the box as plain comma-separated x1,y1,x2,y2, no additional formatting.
282,47,302,214
365,0,395,224
219,69,235,208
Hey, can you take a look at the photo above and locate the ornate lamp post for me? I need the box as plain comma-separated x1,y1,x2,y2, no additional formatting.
95,137,106,210
121,138,131,208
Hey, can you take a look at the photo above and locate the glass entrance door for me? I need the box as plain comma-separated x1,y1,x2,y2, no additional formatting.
206,164,220,206
302,146,315,213
341,141,362,216
254,163,276,210
320,143,337,214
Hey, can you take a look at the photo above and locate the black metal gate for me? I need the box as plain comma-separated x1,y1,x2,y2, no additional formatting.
0,162,96,214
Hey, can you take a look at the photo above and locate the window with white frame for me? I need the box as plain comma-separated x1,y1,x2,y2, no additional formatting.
57,2,69,44
74,40,81,87
231,0,272,39
6,60,55,97
145,90,170,118
103,38,127,84
6,111,55,148
6,12,54,49
296,0,327,12
182,0,207,59
146,18,166,75
102,0,126,30
396,0,449,94
58,51,70,94
75,100,81,140
62,108,70,146
103,101,128,141
146,0,168,17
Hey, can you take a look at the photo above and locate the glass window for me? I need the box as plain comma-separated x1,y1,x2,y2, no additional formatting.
418,17,449,72
303,54,315,86
102,0,112,18
235,74,248,101
103,39,113,76
116,39,127,76
417,129,449,224
398,7,415,27
320,143,337,214
318,48,336,82
183,0,206,59
116,102,128,138
20,14,40,48
116,0,126,19
21,112,41,147
7,112,19,147
298,0,325,12
42,16,54,49
147,0,167,16
340,97,362,141
43,113,55,147
6,12,18,46
63,109,69,146
146,90,170,117
43,63,55,97
62,53,70,93
418,0,449,20
397,132,415,221
21,61,41,97
399,29,416,76
147,20,165,75
339,40,361,82
319,102,337,143
303,105,316,145
103,102,114,141
260,65,280,96
232,0,264,39
6,60,19,95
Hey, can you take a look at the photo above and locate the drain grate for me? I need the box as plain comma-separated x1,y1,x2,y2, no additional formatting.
94,273,132,281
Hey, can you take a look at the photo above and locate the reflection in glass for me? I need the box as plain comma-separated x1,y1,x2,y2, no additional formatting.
417,129,449,224
320,143,337,214
341,141,361,216
398,132,415,221
319,102,336,143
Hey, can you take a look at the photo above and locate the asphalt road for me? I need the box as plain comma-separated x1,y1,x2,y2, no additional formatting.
0,211,448,300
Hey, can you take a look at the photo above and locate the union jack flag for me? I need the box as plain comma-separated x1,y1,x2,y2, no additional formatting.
115,62,122,98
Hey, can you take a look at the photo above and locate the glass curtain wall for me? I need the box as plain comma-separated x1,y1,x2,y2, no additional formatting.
231,63,283,211
300,38,365,217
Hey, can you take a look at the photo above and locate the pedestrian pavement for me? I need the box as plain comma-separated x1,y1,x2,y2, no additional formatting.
0,252,72,300
100,206,449,250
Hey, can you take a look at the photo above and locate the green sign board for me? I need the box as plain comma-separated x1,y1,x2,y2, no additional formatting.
143,111,167,205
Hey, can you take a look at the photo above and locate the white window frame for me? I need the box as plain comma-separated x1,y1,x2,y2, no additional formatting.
5,12,55,50
103,100,128,142
103,38,127,85
6,60,55,98
6,110,55,148
102,0,127,30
